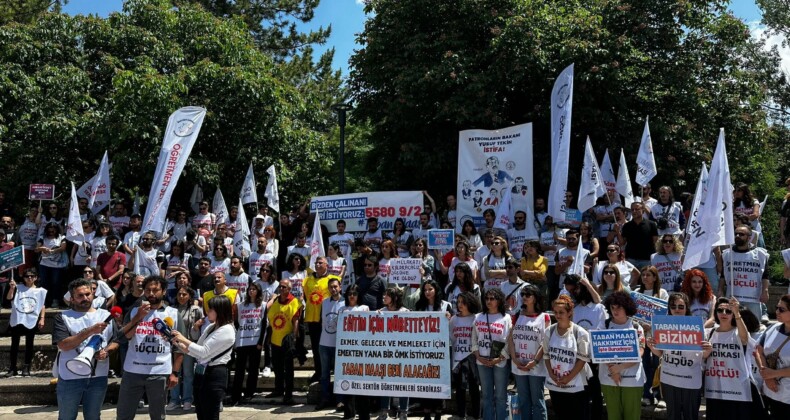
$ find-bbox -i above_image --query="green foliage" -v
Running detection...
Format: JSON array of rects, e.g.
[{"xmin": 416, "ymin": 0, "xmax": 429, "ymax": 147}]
[
  {"xmin": 0, "ymin": 0, "xmax": 332, "ymax": 211},
  {"xmin": 350, "ymin": 0, "xmax": 787, "ymax": 206},
  {"xmin": 0, "ymin": 0, "xmax": 65, "ymax": 25}
]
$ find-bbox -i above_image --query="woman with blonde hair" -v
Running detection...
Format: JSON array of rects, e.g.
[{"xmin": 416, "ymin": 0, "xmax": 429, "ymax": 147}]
[{"xmin": 650, "ymin": 234, "xmax": 684, "ymax": 293}]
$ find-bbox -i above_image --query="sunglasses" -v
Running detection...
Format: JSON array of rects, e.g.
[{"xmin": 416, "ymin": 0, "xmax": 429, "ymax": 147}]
[
  {"xmin": 603, "ymin": 271, "xmax": 617, "ymax": 275},
  {"xmin": 662, "ymin": 239, "xmax": 674, "ymax": 244},
  {"xmin": 716, "ymin": 308, "xmax": 733, "ymax": 315},
  {"xmin": 669, "ymin": 305, "xmax": 686, "ymax": 310},
  {"xmin": 492, "ymin": 242, "xmax": 502, "ymax": 245},
  {"xmin": 776, "ymin": 306, "xmax": 788, "ymax": 314},
  {"xmin": 24, "ymin": 275, "xmax": 37, "ymax": 279},
  {"xmin": 607, "ymin": 249, "xmax": 618, "ymax": 253},
  {"xmin": 347, "ymin": 292, "xmax": 358, "ymax": 297},
  {"xmin": 83, "ymin": 270, "xmax": 93, "ymax": 274}
]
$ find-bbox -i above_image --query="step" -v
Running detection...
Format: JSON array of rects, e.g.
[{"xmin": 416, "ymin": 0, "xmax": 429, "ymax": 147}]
[{"xmin": 0, "ymin": 370, "xmax": 322, "ymax": 406}]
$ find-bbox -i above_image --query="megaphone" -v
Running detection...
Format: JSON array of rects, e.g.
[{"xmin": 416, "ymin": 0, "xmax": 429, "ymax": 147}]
[{"xmin": 65, "ymin": 335, "xmax": 103, "ymax": 376}]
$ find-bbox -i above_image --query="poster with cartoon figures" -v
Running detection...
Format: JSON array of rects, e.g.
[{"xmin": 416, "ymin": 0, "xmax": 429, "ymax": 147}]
[{"xmin": 456, "ymin": 123, "xmax": 534, "ymax": 232}]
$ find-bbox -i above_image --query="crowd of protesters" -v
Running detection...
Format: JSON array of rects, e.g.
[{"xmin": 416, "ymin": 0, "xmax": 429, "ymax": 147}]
[{"xmin": 0, "ymin": 177, "xmax": 789, "ymax": 420}]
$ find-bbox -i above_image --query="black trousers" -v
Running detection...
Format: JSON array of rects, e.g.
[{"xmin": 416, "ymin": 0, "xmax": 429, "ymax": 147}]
[
  {"xmin": 307, "ymin": 321, "xmax": 322, "ymax": 378},
  {"xmin": 194, "ymin": 365, "xmax": 227, "ymax": 420},
  {"xmin": 271, "ymin": 340, "xmax": 295, "ymax": 398},
  {"xmin": 231, "ymin": 345, "xmax": 261, "ymax": 401},
  {"xmin": 9, "ymin": 324, "xmax": 36, "ymax": 368}
]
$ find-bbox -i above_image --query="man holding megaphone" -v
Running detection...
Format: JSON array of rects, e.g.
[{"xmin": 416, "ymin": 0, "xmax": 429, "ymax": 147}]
[{"xmin": 52, "ymin": 278, "xmax": 118, "ymax": 420}]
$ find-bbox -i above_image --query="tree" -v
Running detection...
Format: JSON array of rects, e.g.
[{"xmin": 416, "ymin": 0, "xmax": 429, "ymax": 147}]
[
  {"xmin": 0, "ymin": 0, "xmax": 333, "ymax": 210},
  {"xmin": 0, "ymin": 0, "xmax": 65, "ymax": 25},
  {"xmin": 350, "ymin": 0, "xmax": 787, "ymax": 202}
]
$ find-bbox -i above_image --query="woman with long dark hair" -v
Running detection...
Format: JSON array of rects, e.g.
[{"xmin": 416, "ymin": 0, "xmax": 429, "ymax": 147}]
[
  {"xmin": 167, "ymin": 286, "xmax": 203, "ymax": 411},
  {"xmin": 508, "ymin": 284, "xmax": 549, "ymax": 420},
  {"xmin": 208, "ymin": 244, "xmax": 230, "ymax": 274},
  {"xmin": 461, "ymin": 220, "xmax": 482, "ymax": 253},
  {"xmin": 5, "ymin": 268, "xmax": 46, "ymax": 377},
  {"xmin": 36, "ymin": 222, "xmax": 67, "ymax": 308},
  {"xmin": 481, "ymin": 236, "xmax": 512, "ymax": 291},
  {"xmin": 637, "ymin": 265, "xmax": 668, "ymax": 300},
  {"xmin": 473, "ymin": 288, "xmax": 512, "ymax": 420},
  {"xmin": 387, "ymin": 217, "xmax": 413, "ymax": 258},
  {"xmin": 231, "ymin": 282, "xmax": 265, "ymax": 405},
  {"xmin": 415, "ymin": 279, "xmax": 453, "ymax": 420},
  {"xmin": 445, "ymin": 262, "xmax": 481, "ymax": 312},
  {"xmin": 255, "ymin": 262, "xmax": 278, "ymax": 379},
  {"xmin": 733, "ymin": 182, "xmax": 762, "ymax": 246},
  {"xmin": 450, "ymin": 292, "xmax": 482, "ymax": 419},
  {"xmin": 171, "ymin": 295, "xmax": 235, "ymax": 419},
  {"xmin": 646, "ymin": 293, "xmax": 711, "ymax": 420}
]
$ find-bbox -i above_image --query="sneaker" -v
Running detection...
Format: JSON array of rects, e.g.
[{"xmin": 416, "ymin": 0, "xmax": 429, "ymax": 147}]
[
  {"xmin": 6, "ymin": 370, "xmax": 18, "ymax": 377},
  {"xmin": 21, "ymin": 365, "xmax": 30, "ymax": 377},
  {"xmin": 138, "ymin": 400, "xmax": 145, "ymax": 408},
  {"xmin": 656, "ymin": 400, "xmax": 666, "ymax": 409},
  {"xmin": 182, "ymin": 402, "xmax": 193, "ymax": 410},
  {"xmin": 166, "ymin": 402, "xmax": 180, "ymax": 411},
  {"xmin": 641, "ymin": 397, "xmax": 652, "ymax": 406},
  {"xmin": 262, "ymin": 367, "xmax": 272, "ymax": 377},
  {"xmin": 375, "ymin": 413, "xmax": 389, "ymax": 420}
]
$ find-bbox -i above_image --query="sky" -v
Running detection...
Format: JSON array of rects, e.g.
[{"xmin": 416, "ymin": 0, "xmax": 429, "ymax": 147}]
[{"xmin": 62, "ymin": 0, "xmax": 787, "ymax": 76}]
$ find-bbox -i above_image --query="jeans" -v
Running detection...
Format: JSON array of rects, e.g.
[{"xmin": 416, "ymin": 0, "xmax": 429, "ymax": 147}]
[
  {"xmin": 169, "ymin": 354, "xmax": 196, "ymax": 404},
  {"xmin": 231, "ymin": 346, "xmax": 261, "ymax": 401},
  {"xmin": 380, "ymin": 396, "xmax": 409, "ymax": 412},
  {"xmin": 319, "ymin": 345, "xmax": 336, "ymax": 403},
  {"xmin": 478, "ymin": 361, "xmax": 510, "ymax": 420},
  {"xmin": 116, "ymin": 372, "xmax": 168, "ymax": 420},
  {"xmin": 39, "ymin": 264, "xmax": 64, "ymax": 306},
  {"xmin": 514, "ymin": 374, "xmax": 547, "ymax": 420},
  {"xmin": 642, "ymin": 352, "xmax": 659, "ymax": 401},
  {"xmin": 57, "ymin": 376, "xmax": 108, "ymax": 420}
]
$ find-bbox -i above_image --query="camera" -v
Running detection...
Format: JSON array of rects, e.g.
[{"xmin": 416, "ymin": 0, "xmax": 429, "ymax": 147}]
[{"xmin": 657, "ymin": 217, "xmax": 669, "ymax": 230}]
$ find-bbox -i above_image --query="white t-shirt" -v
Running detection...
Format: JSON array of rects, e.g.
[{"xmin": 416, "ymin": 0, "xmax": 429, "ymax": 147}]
[
  {"xmin": 329, "ymin": 232, "xmax": 354, "ymax": 274},
  {"xmin": 446, "ymin": 283, "xmax": 480, "ymax": 313},
  {"xmin": 760, "ymin": 324, "xmax": 790, "ymax": 404},
  {"xmin": 123, "ymin": 231, "xmax": 141, "ymax": 263},
  {"xmin": 124, "ymin": 305, "xmax": 180, "ymax": 375},
  {"xmin": 226, "ymin": 272, "xmax": 250, "ymax": 296},
  {"xmin": 192, "ymin": 212, "xmax": 216, "ymax": 228},
  {"xmin": 319, "ymin": 297, "xmax": 346, "ymax": 348},
  {"xmin": 235, "ymin": 302, "xmax": 264, "ymax": 348},
  {"xmin": 511, "ymin": 312, "xmax": 550, "ymax": 377},
  {"xmin": 572, "ymin": 302, "xmax": 607, "ymax": 331},
  {"xmin": 89, "ymin": 236, "xmax": 108, "ymax": 268},
  {"xmin": 39, "ymin": 235, "xmax": 67, "ymax": 268},
  {"xmin": 650, "ymin": 201, "xmax": 684, "ymax": 235},
  {"xmin": 72, "ymin": 232, "xmax": 95, "ymax": 267},
  {"xmin": 448, "ymin": 257, "xmax": 478, "ymax": 284},
  {"xmin": 209, "ymin": 256, "xmax": 230, "ymax": 274},
  {"xmin": 557, "ymin": 246, "xmax": 590, "ymax": 288},
  {"xmin": 472, "ymin": 312, "xmax": 512, "ymax": 368},
  {"xmin": 597, "ymin": 319, "xmax": 646, "ymax": 388},
  {"xmin": 721, "ymin": 247, "xmax": 769, "ymax": 304},
  {"xmin": 378, "ymin": 257, "xmax": 392, "ymax": 281},
  {"xmin": 450, "ymin": 315, "xmax": 475, "ymax": 370},
  {"xmin": 543, "ymin": 323, "xmax": 592, "ymax": 393},
  {"xmin": 499, "ymin": 280, "xmax": 525, "ymax": 315},
  {"xmin": 690, "ymin": 298, "xmax": 716, "ymax": 321},
  {"xmin": 10, "ymin": 285, "xmax": 47, "ymax": 329},
  {"xmin": 640, "ymin": 288, "xmax": 670, "ymax": 301},
  {"xmin": 109, "ymin": 216, "xmax": 130, "ymax": 234},
  {"xmin": 19, "ymin": 219, "xmax": 40, "ymax": 250},
  {"xmin": 705, "ymin": 328, "xmax": 755, "ymax": 402},
  {"xmin": 592, "ymin": 260, "xmax": 637, "ymax": 287},
  {"xmin": 363, "ymin": 229, "xmax": 383, "ymax": 254},
  {"xmin": 248, "ymin": 251, "xmax": 274, "ymax": 282},
  {"xmin": 507, "ymin": 227, "xmax": 533, "ymax": 260},
  {"xmin": 281, "ymin": 270, "xmax": 306, "ymax": 300},
  {"xmin": 540, "ymin": 230, "xmax": 562, "ymax": 266},
  {"xmin": 651, "ymin": 252, "xmax": 683, "ymax": 292},
  {"xmin": 661, "ymin": 349, "xmax": 705, "ymax": 390},
  {"xmin": 254, "ymin": 280, "xmax": 279, "ymax": 305},
  {"xmin": 54, "ymin": 308, "xmax": 114, "ymax": 380}
]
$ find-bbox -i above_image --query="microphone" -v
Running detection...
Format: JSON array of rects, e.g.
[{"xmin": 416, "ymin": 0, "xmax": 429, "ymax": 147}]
[
  {"xmin": 153, "ymin": 318, "xmax": 174, "ymax": 340},
  {"xmin": 164, "ymin": 317, "xmax": 174, "ymax": 329},
  {"xmin": 104, "ymin": 306, "xmax": 122, "ymax": 324}
]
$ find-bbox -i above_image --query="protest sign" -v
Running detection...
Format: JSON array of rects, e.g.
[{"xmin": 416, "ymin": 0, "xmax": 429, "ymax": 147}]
[
  {"xmin": 0, "ymin": 246, "xmax": 24, "ymax": 275},
  {"xmin": 427, "ymin": 229, "xmax": 455, "ymax": 250},
  {"xmin": 590, "ymin": 329, "xmax": 641, "ymax": 363},
  {"xmin": 334, "ymin": 311, "xmax": 451, "ymax": 399},
  {"xmin": 630, "ymin": 291, "xmax": 668, "ymax": 323},
  {"xmin": 311, "ymin": 191, "xmax": 423, "ymax": 233},
  {"xmin": 457, "ymin": 123, "xmax": 534, "ymax": 232},
  {"xmin": 651, "ymin": 315, "xmax": 704, "ymax": 351},
  {"xmin": 28, "ymin": 184, "xmax": 55, "ymax": 200},
  {"xmin": 388, "ymin": 258, "xmax": 422, "ymax": 288}
]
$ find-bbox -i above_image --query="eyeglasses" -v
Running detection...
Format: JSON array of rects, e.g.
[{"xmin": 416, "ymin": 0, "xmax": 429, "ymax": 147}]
[
  {"xmin": 669, "ymin": 305, "xmax": 686, "ymax": 310},
  {"xmin": 603, "ymin": 271, "xmax": 617, "ymax": 275},
  {"xmin": 716, "ymin": 308, "xmax": 733, "ymax": 315},
  {"xmin": 776, "ymin": 306, "xmax": 788, "ymax": 314}
]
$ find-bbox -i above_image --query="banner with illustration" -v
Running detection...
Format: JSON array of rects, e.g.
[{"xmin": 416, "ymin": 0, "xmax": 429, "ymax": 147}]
[
  {"xmin": 630, "ymin": 291, "xmax": 668, "ymax": 323},
  {"xmin": 456, "ymin": 123, "xmax": 534, "ymax": 232},
  {"xmin": 310, "ymin": 191, "xmax": 423, "ymax": 233},
  {"xmin": 333, "ymin": 311, "xmax": 451, "ymax": 399}
]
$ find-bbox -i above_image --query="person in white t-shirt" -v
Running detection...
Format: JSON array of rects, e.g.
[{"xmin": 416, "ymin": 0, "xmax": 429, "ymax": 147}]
[
  {"xmin": 650, "ymin": 234, "xmax": 684, "ymax": 293},
  {"xmin": 472, "ymin": 288, "xmax": 512, "ymax": 420},
  {"xmin": 6, "ymin": 268, "xmax": 47, "ymax": 377},
  {"xmin": 508, "ymin": 284, "xmax": 550, "ymax": 420},
  {"xmin": 756, "ymin": 294, "xmax": 790, "ymax": 417},
  {"xmin": 117, "ymin": 276, "xmax": 183, "ymax": 420},
  {"xmin": 53, "ymin": 278, "xmax": 117, "ymax": 420}
]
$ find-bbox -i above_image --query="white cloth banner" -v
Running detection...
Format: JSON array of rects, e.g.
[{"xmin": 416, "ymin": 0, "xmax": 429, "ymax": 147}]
[
  {"xmin": 567, "ymin": 243, "xmax": 586, "ymax": 277},
  {"xmin": 87, "ymin": 151, "xmax": 111, "ymax": 211},
  {"xmin": 685, "ymin": 163, "xmax": 709, "ymax": 246},
  {"xmin": 77, "ymin": 163, "xmax": 113, "ymax": 213},
  {"xmin": 66, "ymin": 182, "xmax": 85, "ymax": 245},
  {"xmin": 635, "ymin": 117, "xmax": 657, "ymax": 186},
  {"xmin": 189, "ymin": 184, "xmax": 203, "ymax": 215},
  {"xmin": 241, "ymin": 163, "xmax": 258, "ymax": 205},
  {"xmin": 493, "ymin": 183, "xmax": 512, "ymax": 230},
  {"xmin": 134, "ymin": 245, "xmax": 160, "ymax": 277},
  {"xmin": 142, "ymin": 106, "xmax": 206, "ymax": 234},
  {"xmin": 600, "ymin": 149, "xmax": 618, "ymax": 199},
  {"xmin": 456, "ymin": 123, "xmax": 534, "ymax": 232},
  {"xmin": 309, "ymin": 211, "xmax": 325, "ymax": 271},
  {"xmin": 132, "ymin": 192, "xmax": 142, "ymax": 215},
  {"xmin": 578, "ymin": 137, "xmax": 606, "ymax": 212},
  {"xmin": 616, "ymin": 149, "xmax": 634, "ymax": 208},
  {"xmin": 213, "ymin": 187, "xmax": 229, "ymax": 226},
  {"xmin": 548, "ymin": 64, "xmax": 574, "ymax": 221},
  {"xmin": 233, "ymin": 196, "xmax": 251, "ymax": 258},
  {"xmin": 311, "ymin": 191, "xmax": 423, "ymax": 233},
  {"xmin": 264, "ymin": 164, "xmax": 280, "ymax": 213},
  {"xmin": 683, "ymin": 129, "xmax": 733, "ymax": 270}
]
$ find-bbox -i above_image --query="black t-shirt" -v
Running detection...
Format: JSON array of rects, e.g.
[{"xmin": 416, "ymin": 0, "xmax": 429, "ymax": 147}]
[
  {"xmin": 781, "ymin": 199, "xmax": 790, "ymax": 236},
  {"xmin": 355, "ymin": 274, "xmax": 385, "ymax": 310},
  {"xmin": 621, "ymin": 218, "xmax": 658, "ymax": 260}
]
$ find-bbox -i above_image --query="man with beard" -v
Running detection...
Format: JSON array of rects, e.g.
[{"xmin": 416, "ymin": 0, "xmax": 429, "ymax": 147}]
[
  {"xmin": 362, "ymin": 217, "xmax": 383, "ymax": 255},
  {"xmin": 719, "ymin": 225, "xmax": 769, "ymax": 316},
  {"xmin": 445, "ymin": 194, "xmax": 458, "ymax": 229},
  {"xmin": 479, "ymin": 208, "xmax": 507, "ymax": 240},
  {"xmin": 620, "ymin": 202, "xmax": 658, "ymax": 270},
  {"xmin": 226, "ymin": 256, "xmax": 251, "ymax": 296},
  {"xmin": 122, "ymin": 214, "xmax": 143, "ymax": 264},
  {"xmin": 54, "ymin": 279, "xmax": 118, "ymax": 419},
  {"xmin": 412, "ymin": 213, "xmax": 432, "ymax": 242},
  {"xmin": 191, "ymin": 257, "xmax": 214, "ymax": 296},
  {"xmin": 507, "ymin": 210, "xmax": 537, "ymax": 260},
  {"xmin": 109, "ymin": 201, "xmax": 130, "ymax": 235},
  {"xmin": 533, "ymin": 197, "xmax": 548, "ymax": 231},
  {"xmin": 117, "ymin": 276, "xmax": 182, "ymax": 420},
  {"xmin": 355, "ymin": 255, "xmax": 386, "ymax": 310}
]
